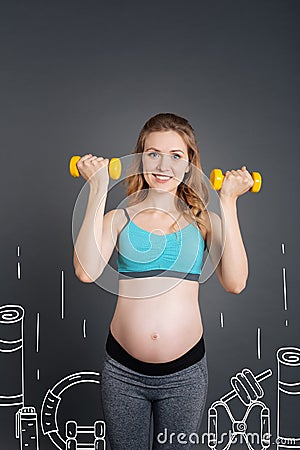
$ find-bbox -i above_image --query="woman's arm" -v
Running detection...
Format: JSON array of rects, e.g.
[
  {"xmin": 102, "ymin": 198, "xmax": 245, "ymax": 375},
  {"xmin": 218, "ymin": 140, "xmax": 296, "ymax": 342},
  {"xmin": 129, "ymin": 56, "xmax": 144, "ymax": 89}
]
[
  {"xmin": 218, "ymin": 194, "xmax": 248, "ymax": 293},
  {"xmin": 206, "ymin": 166, "xmax": 254, "ymax": 294},
  {"xmin": 73, "ymin": 183, "xmax": 108, "ymax": 282},
  {"xmin": 72, "ymin": 154, "xmax": 110, "ymax": 283}
]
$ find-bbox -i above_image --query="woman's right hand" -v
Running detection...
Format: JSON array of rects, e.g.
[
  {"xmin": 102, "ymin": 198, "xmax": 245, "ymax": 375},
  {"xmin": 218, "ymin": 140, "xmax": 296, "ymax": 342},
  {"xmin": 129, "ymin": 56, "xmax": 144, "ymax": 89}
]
[{"xmin": 76, "ymin": 154, "xmax": 110, "ymax": 188}]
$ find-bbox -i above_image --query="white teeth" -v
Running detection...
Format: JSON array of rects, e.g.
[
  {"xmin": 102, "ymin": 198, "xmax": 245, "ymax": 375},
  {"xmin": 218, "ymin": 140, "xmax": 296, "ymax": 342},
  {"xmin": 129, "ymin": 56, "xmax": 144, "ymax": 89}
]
[{"xmin": 154, "ymin": 174, "xmax": 171, "ymax": 180}]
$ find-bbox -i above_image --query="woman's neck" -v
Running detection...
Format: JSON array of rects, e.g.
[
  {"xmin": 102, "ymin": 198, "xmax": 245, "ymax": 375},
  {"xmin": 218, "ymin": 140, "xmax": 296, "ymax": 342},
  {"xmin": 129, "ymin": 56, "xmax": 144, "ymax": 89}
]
[{"xmin": 142, "ymin": 188, "xmax": 178, "ymax": 212}]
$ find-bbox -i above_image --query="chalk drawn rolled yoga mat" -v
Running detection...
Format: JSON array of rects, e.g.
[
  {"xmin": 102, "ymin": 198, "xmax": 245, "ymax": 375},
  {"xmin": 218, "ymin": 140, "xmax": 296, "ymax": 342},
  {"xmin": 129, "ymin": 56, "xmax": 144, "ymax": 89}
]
[
  {"xmin": 277, "ymin": 347, "xmax": 300, "ymax": 449},
  {"xmin": 0, "ymin": 305, "xmax": 25, "ymax": 407}
]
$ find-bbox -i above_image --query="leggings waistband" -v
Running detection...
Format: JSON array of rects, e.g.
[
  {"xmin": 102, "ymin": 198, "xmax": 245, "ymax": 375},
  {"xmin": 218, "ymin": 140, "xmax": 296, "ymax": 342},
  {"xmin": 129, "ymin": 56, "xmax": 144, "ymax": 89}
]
[{"xmin": 105, "ymin": 329, "xmax": 205, "ymax": 376}]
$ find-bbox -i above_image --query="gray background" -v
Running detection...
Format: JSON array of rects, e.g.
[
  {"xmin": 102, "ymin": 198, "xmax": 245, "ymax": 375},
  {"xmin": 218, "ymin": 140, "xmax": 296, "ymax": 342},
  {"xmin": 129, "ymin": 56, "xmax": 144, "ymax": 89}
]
[{"xmin": 0, "ymin": 1, "xmax": 299, "ymax": 448}]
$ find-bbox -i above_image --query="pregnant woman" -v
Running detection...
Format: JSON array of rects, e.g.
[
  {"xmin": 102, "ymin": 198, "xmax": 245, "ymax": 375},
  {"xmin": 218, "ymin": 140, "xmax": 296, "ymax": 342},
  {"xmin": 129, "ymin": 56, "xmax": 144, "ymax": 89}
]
[{"xmin": 73, "ymin": 112, "xmax": 254, "ymax": 449}]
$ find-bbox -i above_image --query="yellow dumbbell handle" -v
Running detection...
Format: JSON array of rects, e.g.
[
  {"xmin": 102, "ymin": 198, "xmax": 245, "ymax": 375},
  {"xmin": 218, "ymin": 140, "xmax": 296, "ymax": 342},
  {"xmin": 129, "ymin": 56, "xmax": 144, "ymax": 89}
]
[
  {"xmin": 69, "ymin": 155, "xmax": 122, "ymax": 180},
  {"xmin": 210, "ymin": 168, "xmax": 262, "ymax": 193}
]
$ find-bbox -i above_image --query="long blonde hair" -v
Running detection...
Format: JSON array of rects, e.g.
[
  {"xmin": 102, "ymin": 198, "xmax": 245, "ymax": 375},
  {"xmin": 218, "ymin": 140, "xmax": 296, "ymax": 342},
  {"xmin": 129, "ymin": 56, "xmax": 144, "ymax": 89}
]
[{"xmin": 122, "ymin": 112, "xmax": 210, "ymax": 234}]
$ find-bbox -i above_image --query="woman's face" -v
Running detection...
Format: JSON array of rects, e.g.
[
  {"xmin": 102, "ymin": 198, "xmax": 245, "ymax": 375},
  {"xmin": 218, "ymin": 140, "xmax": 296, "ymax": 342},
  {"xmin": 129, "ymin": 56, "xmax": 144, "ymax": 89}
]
[{"xmin": 142, "ymin": 130, "xmax": 190, "ymax": 193}]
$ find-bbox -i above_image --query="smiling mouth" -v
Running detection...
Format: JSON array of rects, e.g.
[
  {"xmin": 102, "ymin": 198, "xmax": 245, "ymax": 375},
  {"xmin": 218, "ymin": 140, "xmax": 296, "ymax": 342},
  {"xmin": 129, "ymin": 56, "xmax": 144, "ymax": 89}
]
[{"xmin": 152, "ymin": 174, "xmax": 173, "ymax": 181}]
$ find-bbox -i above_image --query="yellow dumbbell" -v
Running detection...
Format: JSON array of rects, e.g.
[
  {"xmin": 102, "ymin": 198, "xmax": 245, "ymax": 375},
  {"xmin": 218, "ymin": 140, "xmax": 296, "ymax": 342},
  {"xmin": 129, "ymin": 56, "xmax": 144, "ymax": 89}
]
[
  {"xmin": 69, "ymin": 155, "xmax": 122, "ymax": 180},
  {"xmin": 209, "ymin": 168, "xmax": 262, "ymax": 193}
]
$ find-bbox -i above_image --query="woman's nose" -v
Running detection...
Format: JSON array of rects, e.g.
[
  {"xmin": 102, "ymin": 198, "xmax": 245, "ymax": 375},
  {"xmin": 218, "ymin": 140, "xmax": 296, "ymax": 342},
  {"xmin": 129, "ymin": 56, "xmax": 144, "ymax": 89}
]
[{"xmin": 156, "ymin": 154, "xmax": 172, "ymax": 172}]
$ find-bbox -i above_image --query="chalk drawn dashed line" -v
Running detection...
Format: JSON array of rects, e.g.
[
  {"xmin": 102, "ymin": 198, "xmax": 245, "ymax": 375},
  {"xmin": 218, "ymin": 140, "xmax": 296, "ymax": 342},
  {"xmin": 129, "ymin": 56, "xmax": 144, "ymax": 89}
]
[
  {"xmin": 61, "ymin": 270, "xmax": 65, "ymax": 319},
  {"xmin": 257, "ymin": 327, "xmax": 261, "ymax": 360},
  {"xmin": 282, "ymin": 267, "xmax": 288, "ymax": 311},
  {"xmin": 17, "ymin": 245, "xmax": 21, "ymax": 279},
  {"xmin": 36, "ymin": 313, "xmax": 40, "ymax": 353},
  {"xmin": 220, "ymin": 313, "xmax": 224, "ymax": 328},
  {"xmin": 17, "ymin": 262, "xmax": 21, "ymax": 279},
  {"xmin": 281, "ymin": 243, "xmax": 288, "ymax": 327}
]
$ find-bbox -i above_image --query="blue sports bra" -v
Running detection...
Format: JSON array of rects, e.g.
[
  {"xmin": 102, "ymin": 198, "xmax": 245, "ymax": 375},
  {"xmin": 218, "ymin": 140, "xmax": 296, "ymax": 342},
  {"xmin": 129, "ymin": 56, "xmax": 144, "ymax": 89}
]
[{"xmin": 117, "ymin": 208, "xmax": 206, "ymax": 281}]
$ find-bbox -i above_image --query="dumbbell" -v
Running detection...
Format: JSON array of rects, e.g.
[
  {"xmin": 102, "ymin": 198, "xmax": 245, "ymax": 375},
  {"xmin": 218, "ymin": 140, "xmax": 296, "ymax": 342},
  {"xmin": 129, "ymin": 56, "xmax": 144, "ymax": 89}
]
[
  {"xmin": 210, "ymin": 168, "xmax": 262, "ymax": 192},
  {"xmin": 65, "ymin": 420, "xmax": 106, "ymax": 449},
  {"xmin": 69, "ymin": 155, "xmax": 122, "ymax": 180},
  {"xmin": 222, "ymin": 367, "xmax": 272, "ymax": 406}
]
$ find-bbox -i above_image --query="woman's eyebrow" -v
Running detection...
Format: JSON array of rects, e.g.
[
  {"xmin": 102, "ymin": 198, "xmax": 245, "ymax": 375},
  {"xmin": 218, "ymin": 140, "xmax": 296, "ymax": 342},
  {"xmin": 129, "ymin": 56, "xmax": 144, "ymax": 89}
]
[{"xmin": 145, "ymin": 147, "xmax": 185, "ymax": 154}]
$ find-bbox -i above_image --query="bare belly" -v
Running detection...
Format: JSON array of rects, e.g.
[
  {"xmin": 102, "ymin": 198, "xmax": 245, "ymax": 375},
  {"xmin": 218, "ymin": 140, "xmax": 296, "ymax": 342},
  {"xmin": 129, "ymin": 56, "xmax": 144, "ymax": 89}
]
[{"xmin": 110, "ymin": 277, "xmax": 203, "ymax": 363}]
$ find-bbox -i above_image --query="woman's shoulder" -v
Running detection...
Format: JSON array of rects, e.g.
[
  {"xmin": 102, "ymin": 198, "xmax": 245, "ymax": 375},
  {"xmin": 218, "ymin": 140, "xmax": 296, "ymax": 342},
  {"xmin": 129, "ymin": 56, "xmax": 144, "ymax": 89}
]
[
  {"xmin": 199, "ymin": 208, "xmax": 220, "ymax": 233},
  {"xmin": 201, "ymin": 208, "xmax": 219, "ymax": 219},
  {"xmin": 103, "ymin": 208, "xmax": 130, "ymax": 236}
]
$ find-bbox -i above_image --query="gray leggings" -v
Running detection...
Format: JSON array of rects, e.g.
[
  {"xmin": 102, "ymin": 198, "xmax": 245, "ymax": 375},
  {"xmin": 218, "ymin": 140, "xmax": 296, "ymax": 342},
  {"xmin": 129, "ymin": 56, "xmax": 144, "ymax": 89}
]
[{"xmin": 100, "ymin": 350, "xmax": 208, "ymax": 449}]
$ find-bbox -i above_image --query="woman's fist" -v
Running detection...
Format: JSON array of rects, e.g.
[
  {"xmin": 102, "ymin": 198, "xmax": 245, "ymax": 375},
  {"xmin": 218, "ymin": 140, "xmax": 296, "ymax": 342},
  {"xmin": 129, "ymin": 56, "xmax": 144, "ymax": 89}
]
[
  {"xmin": 220, "ymin": 166, "xmax": 254, "ymax": 199},
  {"xmin": 76, "ymin": 154, "xmax": 110, "ymax": 186}
]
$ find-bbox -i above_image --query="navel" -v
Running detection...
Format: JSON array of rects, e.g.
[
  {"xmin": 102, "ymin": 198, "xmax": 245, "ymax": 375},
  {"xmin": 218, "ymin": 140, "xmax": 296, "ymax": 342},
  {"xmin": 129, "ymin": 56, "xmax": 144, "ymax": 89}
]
[{"xmin": 151, "ymin": 332, "xmax": 160, "ymax": 341}]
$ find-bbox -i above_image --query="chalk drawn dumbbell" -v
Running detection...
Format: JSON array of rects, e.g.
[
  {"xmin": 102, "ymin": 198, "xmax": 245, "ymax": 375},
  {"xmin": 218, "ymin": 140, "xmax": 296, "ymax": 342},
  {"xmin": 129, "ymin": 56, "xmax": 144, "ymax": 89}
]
[
  {"xmin": 208, "ymin": 368, "xmax": 272, "ymax": 450},
  {"xmin": 66, "ymin": 420, "xmax": 106, "ymax": 450},
  {"xmin": 226, "ymin": 367, "xmax": 272, "ymax": 406}
]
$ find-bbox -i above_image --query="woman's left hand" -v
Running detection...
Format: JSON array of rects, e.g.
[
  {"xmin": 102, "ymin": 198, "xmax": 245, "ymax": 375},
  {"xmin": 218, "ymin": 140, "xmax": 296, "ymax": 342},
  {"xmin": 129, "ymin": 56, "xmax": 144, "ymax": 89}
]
[{"xmin": 220, "ymin": 166, "xmax": 254, "ymax": 200}]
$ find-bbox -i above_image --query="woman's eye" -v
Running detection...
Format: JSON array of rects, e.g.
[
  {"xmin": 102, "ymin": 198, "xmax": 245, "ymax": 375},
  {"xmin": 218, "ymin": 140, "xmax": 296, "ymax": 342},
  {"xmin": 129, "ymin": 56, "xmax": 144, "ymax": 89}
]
[{"xmin": 148, "ymin": 152, "xmax": 181, "ymax": 160}]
